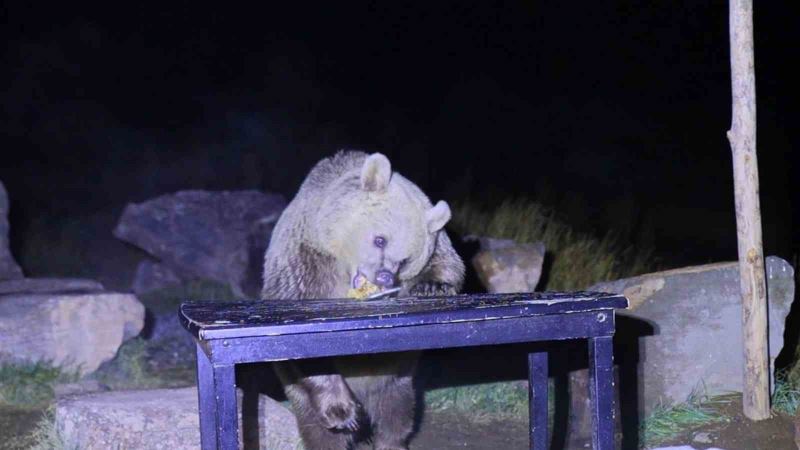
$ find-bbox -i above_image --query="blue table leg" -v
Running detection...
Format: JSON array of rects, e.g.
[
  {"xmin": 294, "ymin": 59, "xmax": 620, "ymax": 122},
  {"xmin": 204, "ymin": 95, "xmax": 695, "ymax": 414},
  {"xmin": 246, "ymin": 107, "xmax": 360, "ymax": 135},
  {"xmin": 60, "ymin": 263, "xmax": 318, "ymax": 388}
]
[
  {"xmin": 196, "ymin": 344, "xmax": 217, "ymax": 450},
  {"xmin": 528, "ymin": 350, "xmax": 548, "ymax": 450},
  {"xmin": 196, "ymin": 343, "xmax": 239, "ymax": 450},
  {"xmin": 589, "ymin": 336, "xmax": 615, "ymax": 450}
]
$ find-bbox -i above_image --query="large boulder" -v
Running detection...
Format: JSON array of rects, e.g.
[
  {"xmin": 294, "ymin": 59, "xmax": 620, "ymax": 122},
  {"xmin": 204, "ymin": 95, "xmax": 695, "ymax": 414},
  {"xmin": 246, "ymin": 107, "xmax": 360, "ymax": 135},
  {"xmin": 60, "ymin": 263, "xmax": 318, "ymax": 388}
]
[
  {"xmin": 471, "ymin": 237, "xmax": 546, "ymax": 293},
  {"xmin": 564, "ymin": 257, "xmax": 795, "ymax": 444},
  {"xmin": 592, "ymin": 256, "xmax": 794, "ymax": 412},
  {"xmin": 0, "ymin": 292, "xmax": 145, "ymax": 375},
  {"xmin": 0, "ymin": 180, "xmax": 23, "ymax": 281},
  {"xmin": 113, "ymin": 190, "xmax": 286, "ymax": 298},
  {"xmin": 55, "ymin": 387, "xmax": 302, "ymax": 450}
]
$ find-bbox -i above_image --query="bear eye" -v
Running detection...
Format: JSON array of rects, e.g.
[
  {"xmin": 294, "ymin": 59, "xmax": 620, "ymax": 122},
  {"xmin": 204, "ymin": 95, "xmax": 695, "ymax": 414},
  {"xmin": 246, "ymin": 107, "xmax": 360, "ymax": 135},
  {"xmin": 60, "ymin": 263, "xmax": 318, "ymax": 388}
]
[{"xmin": 373, "ymin": 236, "xmax": 387, "ymax": 249}]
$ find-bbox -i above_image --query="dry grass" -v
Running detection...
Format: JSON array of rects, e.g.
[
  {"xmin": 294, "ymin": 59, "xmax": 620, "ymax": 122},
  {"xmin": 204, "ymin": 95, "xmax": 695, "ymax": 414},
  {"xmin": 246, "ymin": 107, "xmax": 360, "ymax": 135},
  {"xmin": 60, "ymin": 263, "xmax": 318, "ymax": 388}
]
[
  {"xmin": 425, "ymin": 381, "xmax": 531, "ymax": 422},
  {"xmin": 0, "ymin": 362, "xmax": 78, "ymax": 409},
  {"xmin": 773, "ymin": 369, "xmax": 800, "ymax": 415},
  {"xmin": 451, "ymin": 198, "xmax": 652, "ymax": 290}
]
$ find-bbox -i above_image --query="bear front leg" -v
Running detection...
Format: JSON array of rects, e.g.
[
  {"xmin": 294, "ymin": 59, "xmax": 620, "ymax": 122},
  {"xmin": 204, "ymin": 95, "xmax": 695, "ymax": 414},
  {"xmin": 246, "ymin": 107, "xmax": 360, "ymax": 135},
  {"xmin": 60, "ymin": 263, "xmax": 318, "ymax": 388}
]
[
  {"xmin": 273, "ymin": 361, "xmax": 362, "ymax": 432},
  {"xmin": 367, "ymin": 375, "xmax": 416, "ymax": 450},
  {"xmin": 294, "ymin": 402, "xmax": 354, "ymax": 450}
]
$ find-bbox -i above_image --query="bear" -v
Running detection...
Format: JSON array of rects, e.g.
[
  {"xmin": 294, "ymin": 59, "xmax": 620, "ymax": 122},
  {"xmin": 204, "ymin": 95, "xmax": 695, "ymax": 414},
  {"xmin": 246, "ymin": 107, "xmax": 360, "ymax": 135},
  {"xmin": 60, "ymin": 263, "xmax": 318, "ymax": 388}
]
[{"xmin": 261, "ymin": 150, "xmax": 464, "ymax": 450}]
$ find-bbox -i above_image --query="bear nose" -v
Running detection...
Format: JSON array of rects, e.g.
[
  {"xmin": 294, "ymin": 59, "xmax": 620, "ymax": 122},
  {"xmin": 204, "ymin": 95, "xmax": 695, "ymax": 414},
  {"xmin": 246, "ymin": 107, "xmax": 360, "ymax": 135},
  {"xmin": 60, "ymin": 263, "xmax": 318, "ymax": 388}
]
[{"xmin": 374, "ymin": 269, "xmax": 395, "ymax": 288}]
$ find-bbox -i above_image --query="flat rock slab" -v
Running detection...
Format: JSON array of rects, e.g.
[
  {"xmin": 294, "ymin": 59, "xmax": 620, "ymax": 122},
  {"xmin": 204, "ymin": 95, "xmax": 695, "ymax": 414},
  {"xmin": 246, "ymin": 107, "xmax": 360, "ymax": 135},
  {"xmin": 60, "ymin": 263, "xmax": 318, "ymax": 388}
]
[
  {"xmin": 0, "ymin": 277, "xmax": 104, "ymax": 295},
  {"xmin": 590, "ymin": 255, "xmax": 795, "ymax": 412},
  {"xmin": 55, "ymin": 387, "xmax": 301, "ymax": 450},
  {"xmin": 0, "ymin": 292, "xmax": 144, "ymax": 375}
]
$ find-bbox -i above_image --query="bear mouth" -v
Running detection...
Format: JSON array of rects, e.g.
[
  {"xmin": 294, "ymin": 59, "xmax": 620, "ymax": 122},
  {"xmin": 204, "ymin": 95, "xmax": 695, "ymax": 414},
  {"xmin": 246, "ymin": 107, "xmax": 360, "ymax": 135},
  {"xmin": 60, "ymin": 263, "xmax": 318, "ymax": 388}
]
[{"xmin": 351, "ymin": 271, "xmax": 400, "ymax": 299}]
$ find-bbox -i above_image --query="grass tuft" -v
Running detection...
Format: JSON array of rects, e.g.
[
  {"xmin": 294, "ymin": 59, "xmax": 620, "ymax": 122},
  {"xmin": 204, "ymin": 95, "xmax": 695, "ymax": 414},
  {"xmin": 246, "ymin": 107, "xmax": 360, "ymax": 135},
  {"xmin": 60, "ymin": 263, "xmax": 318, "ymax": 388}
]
[
  {"xmin": 772, "ymin": 369, "xmax": 800, "ymax": 415},
  {"xmin": 451, "ymin": 198, "xmax": 652, "ymax": 290},
  {"xmin": 425, "ymin": 381, "xmax": 531, "ymax": 421},
  {"xmin": 95, "ymin": 338, "xmax": 155, "ymax": 390},
  {"xmin": 0, "ymin": 362, "xmax": 79, "ymax": 408},
  {"xmin": 95, "ymin": 337, "xmax": 194, "ymax": 390},
  {"xmin": 640, "ymin": 389, "xmax": 730, "ymax": 447}
]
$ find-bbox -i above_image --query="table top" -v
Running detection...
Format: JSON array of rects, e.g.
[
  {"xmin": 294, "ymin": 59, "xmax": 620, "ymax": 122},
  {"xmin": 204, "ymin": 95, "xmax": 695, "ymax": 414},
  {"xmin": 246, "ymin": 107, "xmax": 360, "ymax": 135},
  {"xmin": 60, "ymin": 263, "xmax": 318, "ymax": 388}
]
[{"xmin": 179, "ymin": 291, "xmax": 628, "ymax": 340}]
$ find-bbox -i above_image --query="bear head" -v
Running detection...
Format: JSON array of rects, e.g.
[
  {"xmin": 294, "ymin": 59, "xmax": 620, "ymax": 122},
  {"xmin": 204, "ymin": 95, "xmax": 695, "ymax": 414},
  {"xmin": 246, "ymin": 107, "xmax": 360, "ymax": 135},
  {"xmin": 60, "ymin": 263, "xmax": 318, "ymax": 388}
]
[{"xmin": 311, "ymin": 153, "xmax": 451, "ymax": 293}]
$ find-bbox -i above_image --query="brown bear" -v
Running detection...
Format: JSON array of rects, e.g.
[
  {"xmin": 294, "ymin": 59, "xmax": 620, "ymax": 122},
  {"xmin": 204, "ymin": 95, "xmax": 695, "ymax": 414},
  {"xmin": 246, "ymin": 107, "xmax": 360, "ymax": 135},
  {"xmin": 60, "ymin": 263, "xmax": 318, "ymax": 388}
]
[{"xmin": 261, "ymin": 150, "xmax": 464, "ymax": 450}]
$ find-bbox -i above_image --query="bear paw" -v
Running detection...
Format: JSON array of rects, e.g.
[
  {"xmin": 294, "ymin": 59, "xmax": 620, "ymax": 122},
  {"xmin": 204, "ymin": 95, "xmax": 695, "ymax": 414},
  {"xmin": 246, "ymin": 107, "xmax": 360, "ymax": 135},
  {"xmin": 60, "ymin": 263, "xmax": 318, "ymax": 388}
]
[
  {"xmin": 316, "ymin": 395, "xmax": 361, "ymax": 432},
  {"xmin": 409, "ymin": 281, "xmax": 456, "ymax": 297}
]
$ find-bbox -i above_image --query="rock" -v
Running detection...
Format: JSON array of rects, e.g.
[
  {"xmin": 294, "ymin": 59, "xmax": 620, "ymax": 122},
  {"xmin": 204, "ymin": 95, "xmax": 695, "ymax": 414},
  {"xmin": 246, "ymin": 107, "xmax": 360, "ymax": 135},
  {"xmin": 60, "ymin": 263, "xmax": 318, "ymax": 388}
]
[
  {"xmin": 591, "ymin": 256, "xmax": 794, "ymax": 412},
  {"xmin": 55, "ymin": 387, "xmax": 302, "ymax": 450},
  {"xmin": 144, "ymin": 311, "xmax": 196, "ymax": 370},
  {"xmin": 0, "ymin": 292, "xmax": 145, "ymax": 375},
  {"xmin": 130, "ymin": 260, "xmax": 182, "ymax": 295},
  {"xmin": 692, "ymin": 431, "xmax": 713, "ymax": 444},
  {"xmin": 564, "ymin": 257, "xmax": 794, "ymax": 443},
  {"xmin": 471, "ymin": 237, "xmax": 545, "ymax": 293},
  {"xmin": 0, "ymin": 180, "xmax": 23, "ymax": 281},
  {"xmin": 113, "ymin": 190, "xmax": 285, "ymax": 298},
  {"xmin": 0, "ymin": 277, "xmax": 104, "ymax": 295}
]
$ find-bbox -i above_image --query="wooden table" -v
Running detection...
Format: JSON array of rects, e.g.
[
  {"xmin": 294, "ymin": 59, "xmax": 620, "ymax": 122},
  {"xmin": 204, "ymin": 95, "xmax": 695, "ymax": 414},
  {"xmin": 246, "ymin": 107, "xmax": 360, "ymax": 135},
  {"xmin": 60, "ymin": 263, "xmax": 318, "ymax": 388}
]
[{"xmin": 179, "ymin": 291, "xmax": 628, "ymax": 450}]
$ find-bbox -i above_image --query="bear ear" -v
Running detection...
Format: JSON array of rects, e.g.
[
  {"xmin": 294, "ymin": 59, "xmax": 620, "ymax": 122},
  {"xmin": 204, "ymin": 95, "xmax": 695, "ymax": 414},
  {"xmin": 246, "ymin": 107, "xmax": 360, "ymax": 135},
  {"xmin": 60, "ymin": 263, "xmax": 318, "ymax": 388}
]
[
  {"xmin": 360, "ymin": 153, "xmax": 392, "ymax": 192},
  {"xmin": 426, "ymin": 200, "xmax": 451, "ymax": 233}
]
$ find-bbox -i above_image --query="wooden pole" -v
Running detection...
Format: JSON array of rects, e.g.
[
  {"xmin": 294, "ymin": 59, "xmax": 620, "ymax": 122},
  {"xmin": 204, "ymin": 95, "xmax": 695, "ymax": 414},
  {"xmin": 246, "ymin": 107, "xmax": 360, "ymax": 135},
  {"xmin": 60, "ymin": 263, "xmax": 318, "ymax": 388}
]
[{"xmin": 727, "ymin": 0, "xmax": 770, "ymax": 420}]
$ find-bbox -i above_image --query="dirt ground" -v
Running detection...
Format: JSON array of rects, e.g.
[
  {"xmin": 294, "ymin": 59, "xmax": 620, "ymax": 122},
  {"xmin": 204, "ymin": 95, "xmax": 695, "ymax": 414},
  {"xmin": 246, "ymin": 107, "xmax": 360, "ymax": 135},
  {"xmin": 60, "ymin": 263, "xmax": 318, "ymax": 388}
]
[
  {"xmin": 0, "ymin": 405, "xmax": 529, "ymax": 450},
  {"xmin": 0, "ymin": 406, "xmax": 46, "ymax": 449},
  {"xmin": 2, "ymin": 399, "xmax": 795, "ymax": 450},
  {"xmin": 413, "ymin": 398, "xmax": 798, "ymax": 450},
  {"xmin": 412, "ymin": 411, "xmax": 529, "ymax": 450},
  {"xmin": 412, "ymin": 404, "xmax": 797, "ymax": 450},
  {"xmin": 658, "ymin": 395, "xmax": 796, "ymax": 450}
]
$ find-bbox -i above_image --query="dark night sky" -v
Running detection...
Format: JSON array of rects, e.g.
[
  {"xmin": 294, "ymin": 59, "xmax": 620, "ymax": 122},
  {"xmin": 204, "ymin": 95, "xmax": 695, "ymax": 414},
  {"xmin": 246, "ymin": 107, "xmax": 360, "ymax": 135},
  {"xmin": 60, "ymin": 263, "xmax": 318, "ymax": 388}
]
[{"xmin": 1, "ymin": 1, "xmax": 797, "ymax": 268}]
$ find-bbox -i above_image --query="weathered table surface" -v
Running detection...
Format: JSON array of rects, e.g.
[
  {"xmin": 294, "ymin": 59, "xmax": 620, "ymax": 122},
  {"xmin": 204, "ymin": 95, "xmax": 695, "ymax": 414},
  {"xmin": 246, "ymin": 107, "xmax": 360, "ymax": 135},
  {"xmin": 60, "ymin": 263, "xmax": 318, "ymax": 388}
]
[{"xmin": 180, "ymin": 291, "xmax": 628, "ymax": 339}]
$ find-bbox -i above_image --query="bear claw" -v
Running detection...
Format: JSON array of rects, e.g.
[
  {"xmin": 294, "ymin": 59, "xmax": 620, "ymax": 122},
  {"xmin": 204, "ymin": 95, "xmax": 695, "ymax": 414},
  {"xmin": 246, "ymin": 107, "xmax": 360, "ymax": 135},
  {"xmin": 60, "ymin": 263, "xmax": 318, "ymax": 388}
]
[
  {"xmin": 319, "ymin": 399, "xmax": 360, "ymax": 432},
  {"xmin": 409, "ymin": 281, "xmax": 455, "ymax": 297}
]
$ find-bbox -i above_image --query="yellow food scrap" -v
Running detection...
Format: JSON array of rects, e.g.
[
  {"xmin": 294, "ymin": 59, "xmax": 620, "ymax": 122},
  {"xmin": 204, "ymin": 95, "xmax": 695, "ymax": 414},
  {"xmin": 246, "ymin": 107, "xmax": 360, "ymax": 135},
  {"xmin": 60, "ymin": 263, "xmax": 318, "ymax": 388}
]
[{"xmin": 347, "ymin": 277, "xmax": 380, "ymax": 300}]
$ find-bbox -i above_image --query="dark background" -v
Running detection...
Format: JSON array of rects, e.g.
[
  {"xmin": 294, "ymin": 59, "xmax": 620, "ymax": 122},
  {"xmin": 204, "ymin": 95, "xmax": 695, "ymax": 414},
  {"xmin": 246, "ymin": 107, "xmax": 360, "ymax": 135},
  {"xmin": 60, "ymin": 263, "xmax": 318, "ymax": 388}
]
[{"xmin": 1, "ymin": 1, "xmax": 797, "ymax": 270}]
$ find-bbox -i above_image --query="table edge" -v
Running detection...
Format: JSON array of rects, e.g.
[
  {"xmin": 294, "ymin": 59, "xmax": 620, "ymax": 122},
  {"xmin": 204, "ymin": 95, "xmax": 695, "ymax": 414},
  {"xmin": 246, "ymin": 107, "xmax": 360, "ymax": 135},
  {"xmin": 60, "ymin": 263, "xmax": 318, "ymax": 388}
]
[{"xmin": 180, "ymin": 293, "xmax": 628, "ymax": 341}]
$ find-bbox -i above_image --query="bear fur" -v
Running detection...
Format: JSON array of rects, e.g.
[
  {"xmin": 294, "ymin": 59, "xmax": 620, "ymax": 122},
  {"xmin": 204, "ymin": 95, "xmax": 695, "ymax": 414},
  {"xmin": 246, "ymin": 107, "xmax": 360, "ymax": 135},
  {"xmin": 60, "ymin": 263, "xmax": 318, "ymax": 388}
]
[{"xmin": 262, "ymin": 150, "xmax": 464, "ymax": 450}]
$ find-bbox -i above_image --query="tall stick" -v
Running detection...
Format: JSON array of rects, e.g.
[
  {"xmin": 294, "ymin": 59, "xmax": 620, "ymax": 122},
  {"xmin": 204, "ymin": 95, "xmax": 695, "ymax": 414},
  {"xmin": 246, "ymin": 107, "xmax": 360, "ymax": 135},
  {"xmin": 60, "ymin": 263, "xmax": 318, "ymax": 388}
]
[{"xmin": 728, "ymin": 0, "xmax": 769, "ymax": 420}]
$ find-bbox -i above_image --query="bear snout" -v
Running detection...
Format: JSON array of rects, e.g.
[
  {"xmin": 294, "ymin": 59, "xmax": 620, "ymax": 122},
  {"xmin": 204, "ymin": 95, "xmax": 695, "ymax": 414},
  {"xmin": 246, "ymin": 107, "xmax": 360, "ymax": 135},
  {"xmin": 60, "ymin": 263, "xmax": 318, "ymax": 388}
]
[{"xmin": 374, "ymin": 269, "xmax": 396, "ymax": 288}]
